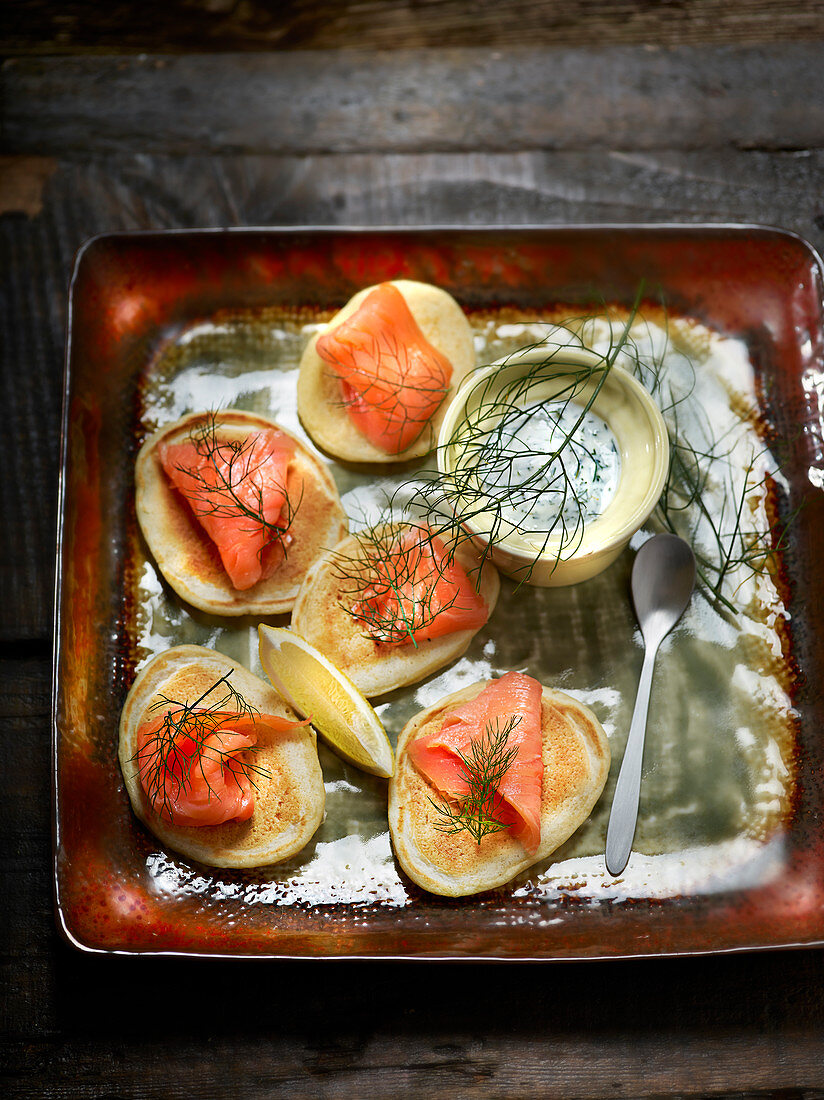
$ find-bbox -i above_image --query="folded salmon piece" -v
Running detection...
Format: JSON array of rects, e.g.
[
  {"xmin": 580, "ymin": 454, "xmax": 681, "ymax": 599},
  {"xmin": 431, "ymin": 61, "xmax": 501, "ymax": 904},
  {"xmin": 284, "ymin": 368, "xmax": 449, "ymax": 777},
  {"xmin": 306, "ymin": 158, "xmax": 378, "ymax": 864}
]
[
  {"xmin": 350, "ymin": 528, "xmax": 490, "ymax": 645},
  {"xmin": 136, "ymin": 711, "xmax": 310, "ymax": 827},
  {"xmin": 407, "ymin": 671, "xmax": 543, "ymax": 853},
  {"xmin": 160, "ymin": 428, "xmax": 293, "ymax": 590},
  {"xmin": 315, "ymin": 282, "xmax": 453, "ymax": 454}
]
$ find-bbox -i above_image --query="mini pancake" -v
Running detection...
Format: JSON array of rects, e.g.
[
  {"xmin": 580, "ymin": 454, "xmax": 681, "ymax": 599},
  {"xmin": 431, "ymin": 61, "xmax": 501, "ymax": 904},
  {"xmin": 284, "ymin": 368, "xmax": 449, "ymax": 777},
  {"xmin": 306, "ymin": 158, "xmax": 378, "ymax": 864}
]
[
  {"xmin": 290, "ymin": 526, "xmax": 501, "ymax": 698},
  {"xmin": 135, "ymin": 410, "xmax": 348, "ymax": 616},
  {"xmin": 297, "ymin": 279, "xmax": 475, "ymax": 463},
  {"xmin": 118, "ymin": 645, "xmax": 325, "ymax": 868},
  {"xmin": 388, "ymin": 679, "xmax": 610, "ymax": 896}
]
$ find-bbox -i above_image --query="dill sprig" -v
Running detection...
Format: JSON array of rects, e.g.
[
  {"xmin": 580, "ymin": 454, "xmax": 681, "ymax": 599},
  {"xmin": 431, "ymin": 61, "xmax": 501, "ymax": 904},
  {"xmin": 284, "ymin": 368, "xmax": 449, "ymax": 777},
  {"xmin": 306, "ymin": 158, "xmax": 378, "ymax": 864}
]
[
  {"xmin": 332, "ymin": 523, "xmax": 476, "ymax": 647},
  {"xmin": 134, "ymin": 672, "xmax": 268, "ymax": 823},
  {"xmin": 429, "ymin": 715, "xmax": 521, "ymax": 844},
  {"xmin": 658, "ymin": 426, "xmax": 798, "ymax": 614},
  {"xmin": 443, "ymin": 348, "xmax": 614, "ymax": 558},
  {"xmin": 611, "ymin": 310, "xmax": 798, "ymax": 613},
  {"xmin": 173, "ymin": 411, "xmax": 300, "ymax": 559}
]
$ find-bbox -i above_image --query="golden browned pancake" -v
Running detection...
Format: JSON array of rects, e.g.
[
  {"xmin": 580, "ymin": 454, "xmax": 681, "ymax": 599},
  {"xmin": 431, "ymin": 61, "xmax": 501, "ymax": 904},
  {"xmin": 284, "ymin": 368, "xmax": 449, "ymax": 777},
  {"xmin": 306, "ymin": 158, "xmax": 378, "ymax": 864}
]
[
  {"xmin": 297, "ymin": 279, "xmax": 475, "ymax": 463},
  {"xmin": 135, "ymin": 410, "xmax": 348, "ymax": 615},
  {"xmin": 118, "ymin": 646, "xmax": 325, "ymax": 868},
  {"xmin": 388, "ymin": 680, "xmax": 610, "ymax": 896},
  {"xmin": 289, "ymin": 525, "xmax": 501, "ymax": 698}
]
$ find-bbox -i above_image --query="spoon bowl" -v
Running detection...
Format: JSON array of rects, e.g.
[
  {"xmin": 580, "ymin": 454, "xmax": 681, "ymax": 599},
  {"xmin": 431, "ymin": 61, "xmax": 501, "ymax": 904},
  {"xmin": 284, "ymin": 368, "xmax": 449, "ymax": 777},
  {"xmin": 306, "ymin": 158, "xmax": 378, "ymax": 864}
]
[
  {"xmin": 605, "ymin": 533, "xmax": 696, "ymax": 876},
  {"xmin": 633, "ymin": 534, "xmax": 697, "ymax": 646}
]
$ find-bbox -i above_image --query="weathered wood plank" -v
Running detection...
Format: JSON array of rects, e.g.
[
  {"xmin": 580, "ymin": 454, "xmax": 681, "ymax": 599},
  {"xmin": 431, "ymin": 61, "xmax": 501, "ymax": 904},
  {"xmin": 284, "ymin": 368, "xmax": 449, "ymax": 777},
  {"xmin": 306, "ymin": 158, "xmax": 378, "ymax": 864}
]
[
  {"xmin": 17, "ymin": 147, "xmax": 824, "ymax": 242},
  {"xmin": 3, "ymin": 1025, "xmax": 824, "ymax": 1097},
  {"xmin": 6, "ymin": 0, "xmax": 824, "ymax": 54},
  {"xmin": 4, "ymin": 45, "xmax": 824, "ymax": 156}
]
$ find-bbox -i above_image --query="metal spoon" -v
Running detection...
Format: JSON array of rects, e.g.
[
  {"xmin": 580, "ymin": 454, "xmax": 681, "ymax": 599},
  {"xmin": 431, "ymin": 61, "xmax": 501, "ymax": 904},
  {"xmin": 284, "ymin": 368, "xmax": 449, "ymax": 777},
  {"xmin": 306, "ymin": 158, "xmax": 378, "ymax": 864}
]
[{"xmin": 605, "ymin": 533, "xmax": 696, "ymax": 876}]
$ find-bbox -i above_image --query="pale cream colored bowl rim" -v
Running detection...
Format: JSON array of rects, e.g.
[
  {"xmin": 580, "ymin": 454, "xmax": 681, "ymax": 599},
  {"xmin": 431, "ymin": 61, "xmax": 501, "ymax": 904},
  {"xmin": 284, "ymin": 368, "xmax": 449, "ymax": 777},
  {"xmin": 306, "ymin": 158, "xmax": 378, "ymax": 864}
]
[{"xmin": 436, "ymin": 344, "xmax": 670, "ymax": 570}]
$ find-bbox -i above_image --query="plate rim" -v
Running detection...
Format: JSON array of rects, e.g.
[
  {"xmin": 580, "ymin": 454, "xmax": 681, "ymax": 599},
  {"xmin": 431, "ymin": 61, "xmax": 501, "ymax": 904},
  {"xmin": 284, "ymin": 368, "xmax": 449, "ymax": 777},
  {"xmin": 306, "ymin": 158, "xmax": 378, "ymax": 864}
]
[{"xmin": 53, "ymin": 222, "xmax": 824, "ymax": 960}]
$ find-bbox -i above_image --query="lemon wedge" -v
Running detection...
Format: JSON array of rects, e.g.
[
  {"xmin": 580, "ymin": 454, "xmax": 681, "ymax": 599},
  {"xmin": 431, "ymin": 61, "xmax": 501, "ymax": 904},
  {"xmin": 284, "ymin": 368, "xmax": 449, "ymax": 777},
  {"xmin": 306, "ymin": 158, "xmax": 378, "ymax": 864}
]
[{"xmin": 258, "ymin": 625, "xmax": 394, "ymax": 778}]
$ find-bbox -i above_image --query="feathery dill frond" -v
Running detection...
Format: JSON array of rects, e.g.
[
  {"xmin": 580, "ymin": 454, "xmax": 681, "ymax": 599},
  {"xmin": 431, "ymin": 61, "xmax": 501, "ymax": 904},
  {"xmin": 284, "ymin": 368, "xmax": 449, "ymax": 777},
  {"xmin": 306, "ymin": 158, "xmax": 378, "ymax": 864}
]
[
  {"xmin": 429, "ymin": 715, "xmax": 521, "ymax": 844},
  {"xmin": 133, "ymin": 672, "xmax": 268, "ymax": 822},
  {"xmin": 172, "ymin": 411, "xmax": 300, "ymax": 558},
  {"xmin": 331, "ymin": 522, "xmax": 484, "ymax": 647}
]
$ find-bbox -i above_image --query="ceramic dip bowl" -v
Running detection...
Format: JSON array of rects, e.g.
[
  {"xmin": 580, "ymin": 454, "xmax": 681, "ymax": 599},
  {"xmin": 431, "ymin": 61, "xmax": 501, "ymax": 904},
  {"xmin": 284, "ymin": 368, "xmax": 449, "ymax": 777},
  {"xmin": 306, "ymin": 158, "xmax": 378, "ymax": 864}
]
[{"xmin": 437, "ymin": 344, "xmax": 670, "ymax": 586}]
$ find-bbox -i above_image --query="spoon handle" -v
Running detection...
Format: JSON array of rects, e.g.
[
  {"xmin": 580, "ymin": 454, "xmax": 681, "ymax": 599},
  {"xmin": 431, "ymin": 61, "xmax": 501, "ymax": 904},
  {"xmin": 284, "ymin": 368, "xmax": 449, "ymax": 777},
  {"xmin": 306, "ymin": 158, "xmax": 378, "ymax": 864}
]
[{"xmin": 605, "ymin": 643, "xmax": 658, "ymax": 876}]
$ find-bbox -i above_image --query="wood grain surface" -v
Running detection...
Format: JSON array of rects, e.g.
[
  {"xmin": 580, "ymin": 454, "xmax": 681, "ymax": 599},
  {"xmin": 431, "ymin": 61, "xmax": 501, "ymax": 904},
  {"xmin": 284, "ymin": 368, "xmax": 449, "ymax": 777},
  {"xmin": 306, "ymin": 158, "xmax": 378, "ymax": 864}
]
[
  {"xmin": 5, "ymin": 0, "xmax": 824, "ymax": 53},
  {"xmin": 6, "ymin": 46, "xmax": 824, "ymax": 155},
  {"xmin": 3, "ymin": 22, "xmax": 824, "ymax": 1099}
]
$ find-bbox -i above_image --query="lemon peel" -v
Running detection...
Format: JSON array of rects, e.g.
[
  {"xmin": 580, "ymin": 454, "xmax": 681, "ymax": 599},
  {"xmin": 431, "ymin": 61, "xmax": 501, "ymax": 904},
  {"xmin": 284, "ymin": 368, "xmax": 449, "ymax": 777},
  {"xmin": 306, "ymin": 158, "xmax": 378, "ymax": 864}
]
[{"xmin": 258, "ymin": 625, "xmax": 394, "ymax": 778}]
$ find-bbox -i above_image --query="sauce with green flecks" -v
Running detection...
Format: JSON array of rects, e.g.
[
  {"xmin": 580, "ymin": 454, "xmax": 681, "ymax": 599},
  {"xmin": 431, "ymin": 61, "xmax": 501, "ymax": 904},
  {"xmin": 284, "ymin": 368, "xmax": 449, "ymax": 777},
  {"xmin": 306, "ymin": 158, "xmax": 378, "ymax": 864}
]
[{"xmin": 477, "ymin": 400, "xmax": 621, "ymax": 532}]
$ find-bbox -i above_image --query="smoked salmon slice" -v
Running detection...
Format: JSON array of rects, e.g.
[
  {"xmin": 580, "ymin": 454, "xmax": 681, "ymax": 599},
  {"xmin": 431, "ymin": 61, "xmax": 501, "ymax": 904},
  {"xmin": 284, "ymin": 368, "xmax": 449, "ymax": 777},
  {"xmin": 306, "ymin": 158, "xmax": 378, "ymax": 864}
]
[
  {"xmin": 136, "ymin": 711, "xmax": 309, "ymax": 827},
  {"xmin": 315, "ymin": 283, "xmax": 453, "ymax": 454},
  {"xmin": 160, "ymin": 428, "xmax": 294, "ymax": 591},
  {"xmin": 350, "ymin": 528, "xmax": 489, "ymax": 645},
  {"xmin": 407, "ymin": 672, "xmax": 543, "ymax": 852}
]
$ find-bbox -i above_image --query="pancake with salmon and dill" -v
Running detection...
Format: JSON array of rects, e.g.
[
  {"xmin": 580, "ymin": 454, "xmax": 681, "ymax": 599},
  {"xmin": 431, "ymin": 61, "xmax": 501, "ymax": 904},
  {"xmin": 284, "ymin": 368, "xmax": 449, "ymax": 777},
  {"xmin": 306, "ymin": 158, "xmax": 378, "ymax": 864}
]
[
  {"xmin": 118, "ymin": 646, "xmax": 325, "ymax": 868},
  {"xmin": 297, "ymin": 280, "xmax": 475, "ymax": 463},
  {"xmin": 389, "ymin": 672, "xmax": 610, "ymax": 897},
  {"xmin": 135, "ymin": 410, "xmax": 347, "ymax": 616},
  {"xmin": 290, "ymin": 522, "xmax": 500, "ymax": 697}
]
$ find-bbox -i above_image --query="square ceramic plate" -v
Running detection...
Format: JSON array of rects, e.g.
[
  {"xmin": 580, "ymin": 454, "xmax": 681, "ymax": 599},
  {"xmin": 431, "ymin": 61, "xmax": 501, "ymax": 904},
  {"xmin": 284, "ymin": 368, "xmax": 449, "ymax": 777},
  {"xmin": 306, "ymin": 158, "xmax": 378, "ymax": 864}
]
[{"xmin": 53, "ymin": 226, "xmax": 824, "ymax": 959}]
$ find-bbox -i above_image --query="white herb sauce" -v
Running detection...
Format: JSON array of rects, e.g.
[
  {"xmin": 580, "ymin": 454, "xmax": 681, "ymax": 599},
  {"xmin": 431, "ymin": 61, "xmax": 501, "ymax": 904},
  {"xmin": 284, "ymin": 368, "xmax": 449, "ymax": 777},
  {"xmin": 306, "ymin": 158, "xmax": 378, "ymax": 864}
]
[{"xmin": 478, "ymin": 400, "xmax": 621, "ymax": 532}]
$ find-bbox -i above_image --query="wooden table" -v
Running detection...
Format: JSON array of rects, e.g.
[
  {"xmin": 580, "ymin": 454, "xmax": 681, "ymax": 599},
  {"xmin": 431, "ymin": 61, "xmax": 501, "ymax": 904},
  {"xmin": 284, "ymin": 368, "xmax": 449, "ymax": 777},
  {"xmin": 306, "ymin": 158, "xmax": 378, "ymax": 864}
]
[{"xmin": 3, "ymin": 5, "xmax": 824, "ymax": 1096}]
